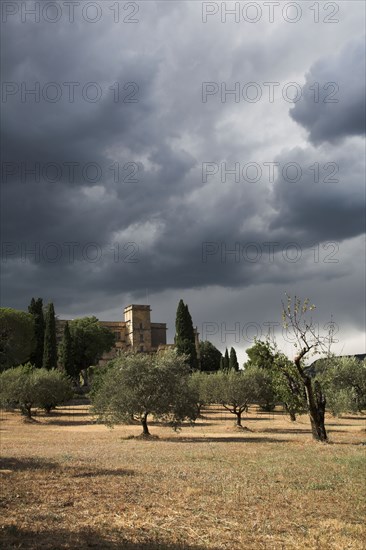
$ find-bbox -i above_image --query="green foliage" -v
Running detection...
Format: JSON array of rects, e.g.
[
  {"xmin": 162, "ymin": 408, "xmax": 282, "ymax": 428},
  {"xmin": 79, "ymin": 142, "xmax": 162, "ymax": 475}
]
[
  {"xmin": 28, "ymin": 298, "xmax": 45, "ymax": 368},
  {"xmin": 31, "ymin": 368, "xmax": 73, "ymax": 413},
  {"xmin": 88, "ymin": 363, "xmax": 115, "ymax": 399},
  {"xmin": 316, "ymin": 356, "xmax": 366, "ymax": 416},
  {"xmin": 42, "ymin": 303, "xmax": 57, "ymax": 370},
  {"xmin": 0, "ymin": 308, "xmax": 35, "ymax": 371},
  {"xmin": 221, "ymin": 348, "xmax": 230, "ymax": 370},
  {"xmin": 246, "ymin": 339, "xmax": 275, "ymax": 370},
  {"xmin": 273, "ymin": 353, "xmax": 307, "ymax": 419},
  {"xmin": 224, "ymin": 348, "xmax": 230, "ymax": 369},
  {"xmin": 247, "ymin": 367, "xmax": 277, "ymax": 412},
  {"xmin": 245, "ymin": 340, "xmax": 306, "ymax": 418},
  {"xmin": 229, "ymin": 347, "xmax": 239, "ymax": 371},
  {"xmin": 281, "ymin": 294, "xmax": 330, "ymax": 357},
  {"xmin": 59, "ymin": 322, "xmax": 77, "ymax": 379},
  {"xmin": 211, "ymin": 369, "xmax": 261, "ymax": 426},
  {"xmin": 68, "ymin": 317, "xmax": 115, "ymax": 379},
  {"xmin": 91, "ymin": 349, "xmax": 197, "ymax": 435},
  {"xmin": 281, "ymin": 295, "xmax": 332, "ymax": 441},
  {"xmin": 0, "ymin": 363, "xmax": 35, "ymax": 417},
  {"xmin": 0, "ymin": 364, "xmax": 72, "ymax": 417},
  {"xmin": 199, "ymin": 340, "xmax": 222, "ymax": 372},
  {"xmin": 189, "ymin": 371, "xmax": 215, "ymax": 415},
  {"xmin": 175, "ymin": 300, "xmax": 198, "ymax": 370},
  {"xmin": 245, "ymin": 339, "xmax": 277, "ymax": 411}
]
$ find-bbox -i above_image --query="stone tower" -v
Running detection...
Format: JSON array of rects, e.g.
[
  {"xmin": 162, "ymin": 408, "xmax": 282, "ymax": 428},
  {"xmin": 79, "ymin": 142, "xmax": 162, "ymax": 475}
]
[{"xmin": 124, "ymin": 305, "xmax": 152, "ymax": 352}]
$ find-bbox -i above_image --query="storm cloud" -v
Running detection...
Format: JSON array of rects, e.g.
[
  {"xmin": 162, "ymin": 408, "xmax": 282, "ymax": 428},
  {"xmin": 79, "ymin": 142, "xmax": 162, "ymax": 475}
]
[
  {"xmin": 1, "ymin": 1, "xmax": 365, "ymax": 361},
  {"xmin": 290, "ymin": 36, "xmax": 366, "ymax": 145}
]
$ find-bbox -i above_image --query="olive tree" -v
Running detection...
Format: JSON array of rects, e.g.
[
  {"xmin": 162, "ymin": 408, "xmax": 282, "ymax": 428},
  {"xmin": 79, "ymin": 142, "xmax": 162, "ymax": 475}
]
[
  {"xmin": 32, "ymin": 368, "xmax": 73, "ymax": 413},
  {"xmin": 212, "ymin": 369, "xmax": 261, "ymax": 428},
  {"xmin": 245, "ymin": 339, "xmax": 307, "ymax": 421},
  {"xmin": 316, "ymin": 356, "xmax": 366, "ymax": 416},
  {"xmin": 91, "ymin": 350, "xmax": 197, "ymax": 437},
  {"xmin": 273, "ymin": 352, "xmax": 307, "ymax": 421},
  {"xmin": 0, "ymin": 364, "xmax": 72, "ymax": 418},
  {"xmin": 0, "ymin": 364, "xmax": 36, "ymax": 417},
  {"xmin": 189, "ymin": 371, "xmax": 216, "ymax": 417},
  {"xmin": 244, "ymin": 341, "xmax": 278, "ymax": 411},
  {"xmin": 281, "ymin": 295, "xmax": 335, "ymax": 441}
]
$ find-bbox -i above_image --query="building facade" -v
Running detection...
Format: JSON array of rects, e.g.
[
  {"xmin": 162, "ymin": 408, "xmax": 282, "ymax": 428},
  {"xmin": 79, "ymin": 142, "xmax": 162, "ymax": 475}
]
[{"xmin": 57, "ymin": 304, "xmax": 168, "ymax": 366}]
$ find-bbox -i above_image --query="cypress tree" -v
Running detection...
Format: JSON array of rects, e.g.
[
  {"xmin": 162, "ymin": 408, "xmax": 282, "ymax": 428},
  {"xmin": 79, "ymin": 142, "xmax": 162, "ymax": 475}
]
[
  {"xmin": 199, "ymin": 341, "xmax": 222, "ymax": 372},
  {"xmin": 219, "ymin": 355, "xmax": 225, "ymax": 370},
  {"xmin": 43, "ymin": 303, "xmax": 57, "ymax": 370},
  {"xmin": 175, "ymin": 299, "xmax": 198, "ymax": 370},
  {"xmin": 28, "ymin": 297, "xmax": 44, "ymax": 368},
  {"xmin": 224, "ymin": 348, "xmax": 230, "ymax": 370},
  {"xmin": 59, "ymin": 322, "xmax": 75, "ymax": 379},
  {"xmin": 229, "ymin": 347, "xmax": 239, "ymax": 371},
  {"xmin": 175, "ymin": 299, "xmax": 186, "ymax": 343}
]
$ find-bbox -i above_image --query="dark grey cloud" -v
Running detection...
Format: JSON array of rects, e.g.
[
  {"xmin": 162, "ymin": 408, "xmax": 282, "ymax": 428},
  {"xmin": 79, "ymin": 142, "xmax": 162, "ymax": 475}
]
[
  {"xmin": 1, "ymin": 2, "xmax": 365, "ymax": 357},
  {"xmin": 290, "ymin": 36, "xmax": 366, "ymax": 144},
  {"xmin": 269, "ymin": 139, "xmax": 365, "ymax": 241}
]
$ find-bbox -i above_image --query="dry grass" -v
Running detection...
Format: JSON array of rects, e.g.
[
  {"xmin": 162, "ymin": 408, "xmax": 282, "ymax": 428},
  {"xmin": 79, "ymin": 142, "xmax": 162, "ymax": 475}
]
[{"xmin": 0, "ymin": 405, "xmax": 365, "ymax": 549}]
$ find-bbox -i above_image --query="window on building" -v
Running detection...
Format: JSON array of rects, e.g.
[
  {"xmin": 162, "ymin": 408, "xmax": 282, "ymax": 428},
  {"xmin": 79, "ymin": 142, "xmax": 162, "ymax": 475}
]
[
  {"xmin": 139, "ymin": 322, "xmax": 143, "ymax": 329},
  {"xmin": 140, "ymin": 345, "xmax": 144, "ymax": 352},
  {"xmin": 140, "ymin": 333, "xmax": 144, "ymax": 342},
  {"xmin": 114, "ymin": 331, "xmax": 121, "ymax": 340}
]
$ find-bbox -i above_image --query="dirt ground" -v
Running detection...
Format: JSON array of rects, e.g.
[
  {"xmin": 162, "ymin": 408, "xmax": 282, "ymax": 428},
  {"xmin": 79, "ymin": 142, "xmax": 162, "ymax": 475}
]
[{"xmin": 1, "ymin": 405, "xmax": 365, "ymax": 549}]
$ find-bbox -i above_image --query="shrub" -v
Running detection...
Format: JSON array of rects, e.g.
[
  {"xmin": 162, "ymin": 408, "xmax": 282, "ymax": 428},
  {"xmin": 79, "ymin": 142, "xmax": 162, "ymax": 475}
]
[
  {"xmin": 92, "ymin": 350, "xmax": 197, "ymax": 436},
  {"xmin": 0, "ymin": 365, "xmax": 73, "ymax": 417},
  {"xmin": 189, "ymin": 371, "xmax": 215, "ymax": 416},
  {"xmin": 33, "ymin": 369, "xmax": 73, "ymax": 413},
  {"xmin": 0, "ymin": 363, "xmax": 35, "ymax": 417},
  {"xmin": 316, "ymin": 356, "xmax": 366, "ymax": 416}
]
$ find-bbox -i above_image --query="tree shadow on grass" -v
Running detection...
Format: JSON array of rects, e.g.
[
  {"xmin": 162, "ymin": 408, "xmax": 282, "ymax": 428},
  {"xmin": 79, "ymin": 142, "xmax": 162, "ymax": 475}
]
[
  {"xmin": 327, "ymin": 440, "xmax": 366, "ymax": 446},
  {"xmin": 43, "ymin": 410, "xmax": 91, "ymax": 417},
  {"xmin": 336, "ymin": 415, "xmax": 365, "ymax": 421},
  {"xmin": 146, "ymin": 418, "xmax": 213, "ymax": 429},
  {"xmin": 256, "ymin": 409, "xmax": 285, "ymax": 415},
  {"xmin": 0, "ymin": 457, "xmax": 59, "ymax": 472},
  {"xmin": 159, "ymin": 436, "xmax": 290, "ymax": 444},
  {"xmin": 261, "ymin": 427, "xmax": 312, "ymax": 435},
  {"xmin": 42, "ymin": 419, "xmax": 96, "ymax": 427},
  {"xmin": 261, "ymin": 427, "xmax": 351, "ymax": 435},
  {"xmin": 326, "ymin": 422, "xmax": 362, "ymax": 427},
  {"xmin": 202, "ymin": 415, "xmax": 270, "ymax": 423},
  {"xmin": 0, "ymin": 457, "xmax": 135, "ymax": 478},
  {"xmin": 34, "ymin": 410, "xmax": 93, "ymax": 426},
  {"xmin": 206, "ymin": 408, "xmax": 285, "ymax": 416},
  {"xmin": 0, "ymin": 525, "xmax": 216, "ymax": 550}
]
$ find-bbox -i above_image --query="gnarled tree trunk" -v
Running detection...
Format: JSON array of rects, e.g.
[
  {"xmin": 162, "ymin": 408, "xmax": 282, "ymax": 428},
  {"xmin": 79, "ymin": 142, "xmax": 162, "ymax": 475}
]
[
  {"xmin": 140, "ymin": 412, "xmax": 150, "ymax": 437},
  {"xmin": 285, "ymin": 404, "xmax": 296, "ymax": 422},
  {"xmin": 235, "ymin": 411, "xmax": 242, "ymax": 427},
  {"xmin": 302, "ymin": 371, "xmax": 327, "ymax": 442},
  {"xmin": 20, "ymin": 403, "xmax": 32, "ymax": 419},
  {"xmin": 283, "ymin": 296, "xmax": 331, "ymax": 442}
]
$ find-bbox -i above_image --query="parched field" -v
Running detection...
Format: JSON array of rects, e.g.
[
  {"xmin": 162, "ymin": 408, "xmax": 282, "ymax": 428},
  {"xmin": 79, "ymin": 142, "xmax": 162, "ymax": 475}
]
[{"xmin": 0, "ymin": 405, "xmax": 365, "ymax": 550}]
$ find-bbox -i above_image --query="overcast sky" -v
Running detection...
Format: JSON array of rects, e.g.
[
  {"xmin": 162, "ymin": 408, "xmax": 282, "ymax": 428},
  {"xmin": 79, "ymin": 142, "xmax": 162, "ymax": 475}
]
[{"xmin": 1, "ymin": 1, "xmax": 365, "ymax": 364}]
